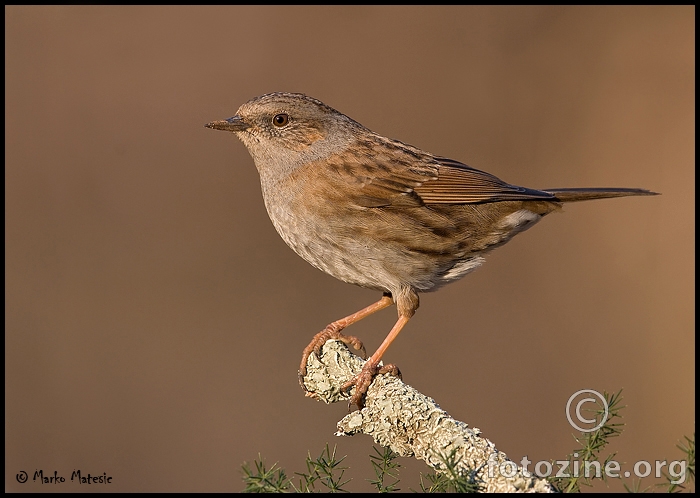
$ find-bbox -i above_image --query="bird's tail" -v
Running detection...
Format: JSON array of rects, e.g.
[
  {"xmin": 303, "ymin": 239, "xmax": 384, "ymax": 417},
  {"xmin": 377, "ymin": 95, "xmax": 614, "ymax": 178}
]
[{"xmin": 543, "ymin": 187, "xmax": 659, "ymax": 203}]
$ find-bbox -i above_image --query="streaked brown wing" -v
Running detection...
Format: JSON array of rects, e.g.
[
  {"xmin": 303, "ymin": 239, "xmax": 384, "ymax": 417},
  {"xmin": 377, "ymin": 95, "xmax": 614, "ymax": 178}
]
[
  {"xmin": 326, "ymin": 138, "xmax": 555, "ymax": 208},
  {"xmin": 414, "ymin": 157, "xmax": 555, "ymax": 204},
  {"xmin": 351, "ymin": 169, "xmax": 432, "ymax": 207},
  {"xmin": 322, "ymin": 141, "xmax": 435, "ymax": 208}
]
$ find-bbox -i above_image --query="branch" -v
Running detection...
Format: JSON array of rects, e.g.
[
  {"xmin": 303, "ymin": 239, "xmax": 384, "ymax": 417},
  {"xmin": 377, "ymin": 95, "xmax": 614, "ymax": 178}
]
[{"xmin": 301, "ymin": 340, "xmax": 554, "ymax": 493}]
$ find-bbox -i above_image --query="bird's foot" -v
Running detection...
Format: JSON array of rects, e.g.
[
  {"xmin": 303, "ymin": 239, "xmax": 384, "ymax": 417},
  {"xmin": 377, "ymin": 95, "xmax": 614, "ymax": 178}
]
[
  {"xmin": 298, "ymin": 325, "xmax": 366, "ymax": 391},
  {"xmin": 341, "ymin": 360, "xmax": 402, "ymax": 409}
]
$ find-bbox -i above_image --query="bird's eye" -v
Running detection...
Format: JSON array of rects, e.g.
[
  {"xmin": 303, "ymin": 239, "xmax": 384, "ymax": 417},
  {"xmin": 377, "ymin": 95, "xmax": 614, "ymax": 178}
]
[{"xmin": 272, "ymin": 113, "xmax": 289, "ymax": 127}]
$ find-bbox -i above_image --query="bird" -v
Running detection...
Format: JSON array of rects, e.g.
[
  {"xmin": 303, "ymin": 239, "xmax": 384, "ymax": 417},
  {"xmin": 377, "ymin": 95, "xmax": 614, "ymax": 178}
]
[{"xmin": 205, "ymin": 92, "xmax": 657, "ymax": 408}]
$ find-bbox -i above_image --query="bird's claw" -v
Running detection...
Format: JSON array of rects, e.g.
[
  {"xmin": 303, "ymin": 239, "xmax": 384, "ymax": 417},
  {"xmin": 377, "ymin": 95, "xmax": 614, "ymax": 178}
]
[
  {"xmin": 298, "ymin": 326, "xmax": 366, "ymax": 391},
  {"xmin": 340, "ymin": 361, "xmax": 402, "ymax": 409}
]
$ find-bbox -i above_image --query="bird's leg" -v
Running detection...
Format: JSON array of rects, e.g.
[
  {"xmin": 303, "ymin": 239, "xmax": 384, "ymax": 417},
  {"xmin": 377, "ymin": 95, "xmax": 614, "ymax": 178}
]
[
  {"xmin": 299, "ymin": 294, "xmax": 393, "ymax": 390},
  {"xmin": 341, "ymin": 314, "xmax": 411, "ymax": 409},
  {"xmin": 340, "ymin": 287, "xmax": 419, "ymax": 409}
]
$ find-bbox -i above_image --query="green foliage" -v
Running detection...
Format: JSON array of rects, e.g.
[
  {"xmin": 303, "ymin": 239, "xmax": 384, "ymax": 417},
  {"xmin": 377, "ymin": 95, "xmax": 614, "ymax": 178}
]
[
  {"xmin": 623, "ymin": 433, "xmax": 695, "ymax": 493},
  {"xmin": 242, "ymin": 444, "xmax": 350, "ymax": 493},
  {"xmin": 549, "ymin": 389, "xmax": 625, "ymax": 493},
  {"xmin": 242, "ymin": 455, "xmax": 291, "ymax": 493},
  {"xmin": 664, "ymin": 433, "xmax": 695, "ymax": 493},
  {"xmin": 417, "ymin": 447, "xmax": 483, "ymax": 493},
  {"xmin": 548, "ymin": 390, "xmax": 694, "ymax": 494},
  {"xmin": 292, "ymin": 443, "xmax": 350, "ymax": 492},
  {"xmin": 368, "ymin": 446, "xmax": 401, "ymax": 492},
  {"xmin": 242, "ymin": 393, "xmax": 693, "ymax": 493},
  {"xmin": 241, "ymin": 444, "xmax": 482, "ymax": 493}
]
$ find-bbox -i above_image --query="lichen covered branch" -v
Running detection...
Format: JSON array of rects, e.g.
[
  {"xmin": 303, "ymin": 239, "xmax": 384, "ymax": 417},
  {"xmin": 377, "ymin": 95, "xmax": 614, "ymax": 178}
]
[{"xmin": 301, "ymin": 340, "xmax": 554, "ymax": 493}]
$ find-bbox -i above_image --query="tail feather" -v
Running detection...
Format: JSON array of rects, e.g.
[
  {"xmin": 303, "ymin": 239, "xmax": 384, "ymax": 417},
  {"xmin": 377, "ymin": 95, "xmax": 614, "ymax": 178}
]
[{"xmin": 543, "ymin": 187, "xmax": 659, "ymax": 203}]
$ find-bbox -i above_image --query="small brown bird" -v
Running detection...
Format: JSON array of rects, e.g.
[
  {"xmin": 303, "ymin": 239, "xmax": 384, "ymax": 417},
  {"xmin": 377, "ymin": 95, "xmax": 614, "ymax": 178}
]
[{"xmin": 206, "ymin": 92, "xmax": 657, "ymax": 408}]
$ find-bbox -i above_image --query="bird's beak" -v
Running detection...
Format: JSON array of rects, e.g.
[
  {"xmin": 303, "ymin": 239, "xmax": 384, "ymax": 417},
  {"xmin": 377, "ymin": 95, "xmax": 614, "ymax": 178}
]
[{"xmin": 205, "ymin": 115, "xmax": 250, "ymax": 132}]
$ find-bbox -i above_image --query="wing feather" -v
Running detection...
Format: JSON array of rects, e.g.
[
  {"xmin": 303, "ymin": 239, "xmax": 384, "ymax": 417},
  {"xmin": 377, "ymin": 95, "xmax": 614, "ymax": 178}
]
[
  {"xmin": 415, "ymin": 157, "xmax": 555, "ymax": 204},
  {"xmin": 322, "ymin": 140, "xmax": 554, "ymax": 208}
]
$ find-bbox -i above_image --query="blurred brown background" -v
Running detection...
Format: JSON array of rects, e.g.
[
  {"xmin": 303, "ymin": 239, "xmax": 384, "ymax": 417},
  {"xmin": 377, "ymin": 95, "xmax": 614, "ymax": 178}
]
[{"xmin": 5, "ymin": 6, "xmax": 694, "ymax": 492}]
